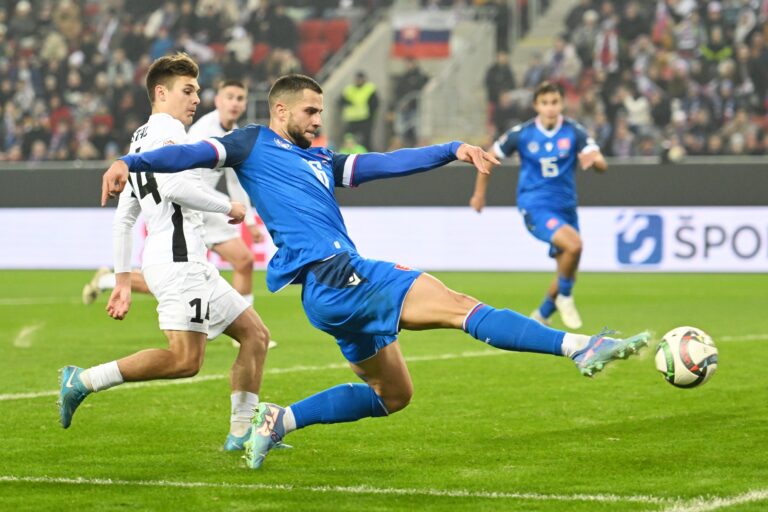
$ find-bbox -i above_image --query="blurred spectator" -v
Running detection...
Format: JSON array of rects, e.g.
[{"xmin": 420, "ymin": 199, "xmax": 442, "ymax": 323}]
[
  {"xmin": 339, "ymin": 71, "xmax": 379, "ymax": 151},
  {"xmin": 484, "ymin": 51, "xmax": 516, "ymax": 111},
  {"xmin": 571, "ymin": 10, "xmax": 600, "ymax": 69},
  {"xmin": 390, "ymin": 57, "xmax": 429, "ymax": 147},
  {"xmin": 339, "ymin": 132, "xmax": 368, "ymax": 154},
  {"xmin": 545, "ymin": 35, "xmax": 581, "ymax": 91}
]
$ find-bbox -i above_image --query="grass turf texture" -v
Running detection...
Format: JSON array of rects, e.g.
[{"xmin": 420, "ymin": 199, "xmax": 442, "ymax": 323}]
[{"xmin": 1, "ymin": 270, "xmax": 766, "ymax": 511}]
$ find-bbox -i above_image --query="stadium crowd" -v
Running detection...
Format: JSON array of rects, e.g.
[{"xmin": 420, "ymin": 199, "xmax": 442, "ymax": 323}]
[
  {"xmin": 0, "ymin": 0, "xmax": 373, "ymax": 162},
  {"xmin": 489, "ymin": 0, "xmax": 768, "ymax": 157}
]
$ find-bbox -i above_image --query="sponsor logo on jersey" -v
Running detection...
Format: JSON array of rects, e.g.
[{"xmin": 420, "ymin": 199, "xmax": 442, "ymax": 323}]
[
  {"xmin": 163, "ymin": 139, "xmax": 176, "ymax": 145},
  {"xmin": 274, "ymin": 138, "xmax": 291, "ymax": 150},
  {"xmin": 394, "ymin": 263, "xmax": 411, "ymax": 271},
  {"xmin": 527, "ymin": 141, "xmax": 539, "ymax": 153},
  {"xmin": 616, "ymin": 212, "xmax": 663, "ymax": 265}
]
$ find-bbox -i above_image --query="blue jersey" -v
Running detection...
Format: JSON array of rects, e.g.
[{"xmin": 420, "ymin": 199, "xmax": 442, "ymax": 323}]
[
  {"xmin": 493, "ymin": 116, "xmax": 597, "ymax": 210},
  {"xmin": 121, "ymin": 124, "xmax": 461, "ymax": 292}
]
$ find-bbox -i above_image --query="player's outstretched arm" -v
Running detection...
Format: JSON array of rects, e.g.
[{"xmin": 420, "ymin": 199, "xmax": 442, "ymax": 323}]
[
  {"xmin": 101, "ymin": 141, "xmax": 220, "ymax": 205},
  {"xmin": 337, "ymin": 142, "xmax": 499, "ymax": 187},
  {"xmin": 455, "ymin": 143, "xmax": 500, "ymax": 175}
]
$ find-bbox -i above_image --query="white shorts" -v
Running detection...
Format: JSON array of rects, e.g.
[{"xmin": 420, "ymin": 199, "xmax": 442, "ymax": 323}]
[
  {"xmin": 202, "ymin": 211, "xmax": 241, "ymax": 248},
  {"xmin": 143, "ymin": 262, "xmax": 249, "ymax": 340}
]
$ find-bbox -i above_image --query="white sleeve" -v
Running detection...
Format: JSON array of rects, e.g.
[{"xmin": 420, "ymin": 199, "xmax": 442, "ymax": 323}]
[
  {"xmin": 223, "ymin": 167, "xmax": 256, "ymax": 226},
  {"xmin": 113, "ymin": 187, "xmax": 141, "ymax": 273},
  {"xmin": 155, "ymin": 169, "xmax": 231, "ymax": 214}
]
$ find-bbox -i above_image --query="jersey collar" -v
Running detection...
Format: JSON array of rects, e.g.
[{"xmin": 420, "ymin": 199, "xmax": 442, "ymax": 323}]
[{"xmin": 534, "ymin": 115, "xmax": 563, "ymax": 138}]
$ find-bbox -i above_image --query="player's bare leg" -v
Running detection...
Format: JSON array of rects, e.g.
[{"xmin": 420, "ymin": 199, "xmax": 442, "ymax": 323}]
[
  {"xmin": 222, "ymin": 307, "xmax": 271, "ymax": 448},
  {"xmin": 212, "ymin": 238, "xmax": 254, "ymax": 297},
  {"xmin": 58, "ymin": 330, "xmax": 207, "ymax": 428},
  {"xmin": 549, "ymin": 225, "xmax": 583, "ymax": 329},
  {"xmin": 116, "ymin": 330, "xmax": 207, "ymax": 380},
  {"xmin": 244, "ymin": 343, "xmax": 406, "ymax": 469},
  {"xmin": 349, "ymin": 342, "xmax": 413, "ymax": 414},
  {"xmin": 212, "ymin": 238, "xmax": 278, "ymax": 351}
]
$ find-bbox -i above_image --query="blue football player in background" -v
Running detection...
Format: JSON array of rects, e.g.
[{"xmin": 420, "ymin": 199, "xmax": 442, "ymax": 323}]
[
  {"xmin": 470, "ymin": 81, "xmax": 607, "ymax": 330},
  {"xmin": 102, "ymin": 75, "xmax": 644, "ymax": 470}
]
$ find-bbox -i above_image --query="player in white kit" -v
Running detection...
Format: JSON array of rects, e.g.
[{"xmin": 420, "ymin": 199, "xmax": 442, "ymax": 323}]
[
  {"xmin": 59, "ymin": 54, "xmax": 272, "ymax": 451},
  {"xmin": 82, "ymin": 80, "xmax": 265, "ymax": 310}
]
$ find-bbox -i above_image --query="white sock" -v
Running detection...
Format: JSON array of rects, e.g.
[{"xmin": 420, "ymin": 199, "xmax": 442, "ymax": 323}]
[
  {"xmin": 230, "ymin": 391, "xmax": 259, "ymax": 436},
  {"xmin": 561, "ymin": 333, "xmax": 591, "ymax": 358},
  {"xmin": 98, "ymin": 273, "xmax": 116, "ymax": 290},
  {"xmin": 241, "ymin": 293, "xmax": 253, "ymax": 305},
  {"xmin": 81, "ymin": 361, "xmax": 124, "ymax": 392},
  {"xmin": 283, "ymin": 406, "xmax": 297, "ymax": 434}
]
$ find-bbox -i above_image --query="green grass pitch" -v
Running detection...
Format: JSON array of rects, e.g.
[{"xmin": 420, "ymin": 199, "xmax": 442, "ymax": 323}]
[{"xmin": 1, "ymin": 270, "xmax": 767, "ymax": 511}]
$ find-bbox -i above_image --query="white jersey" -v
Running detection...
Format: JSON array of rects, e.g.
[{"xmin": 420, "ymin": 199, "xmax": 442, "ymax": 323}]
[
  {"xmin": 113, "ymin": 113, "xmax": 231, "ymax": 272},
  {"xmin": 188, "ymin": 110, "xmax": 256, "ymax": 225}
]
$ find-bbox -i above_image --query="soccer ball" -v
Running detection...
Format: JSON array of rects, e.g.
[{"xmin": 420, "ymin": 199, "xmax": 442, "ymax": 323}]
[{"xmin": 655, "ymin": 327, "xmax": 718, "ymax": 388}]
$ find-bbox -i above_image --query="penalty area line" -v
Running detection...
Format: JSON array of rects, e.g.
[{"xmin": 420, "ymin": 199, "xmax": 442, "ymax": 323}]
[{"xmin": 0, "ymin": 475, "xmax": 673, "ymax": 505}]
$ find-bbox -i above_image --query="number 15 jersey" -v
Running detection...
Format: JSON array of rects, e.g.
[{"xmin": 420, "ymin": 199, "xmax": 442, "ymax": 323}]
[{"xmin": 492, "ymin": 115, "xmax": 598, "ymax": 211}]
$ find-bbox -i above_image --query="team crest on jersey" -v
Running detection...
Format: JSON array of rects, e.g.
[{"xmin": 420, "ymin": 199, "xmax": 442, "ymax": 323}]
[
  {"xmin": 544, "ymin": 142, "xmax": 553, "ymax": 152},
  {"xmin": 274, "ymin": 137, "xmax": 291, "ymax": 150},
  {"xmin": 527, "ymin": 141, "xmax": 539, "ymax": 153}
]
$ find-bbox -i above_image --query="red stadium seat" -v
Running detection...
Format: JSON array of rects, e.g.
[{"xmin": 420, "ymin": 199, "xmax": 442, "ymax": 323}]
[
  {"xmin": 251, "ymin": 43, "xmax": 271, "ymax": 65},
  {"xmin": 300, "ymin": 20, "xmax": 326, "ymax": 43},
  {"xmin": 324, "ymin": 19, "xmax": 349, "ymax": 52},
  {"xmin": 298, "ymin": 41, "xmax": 330, "ymax": 76}
]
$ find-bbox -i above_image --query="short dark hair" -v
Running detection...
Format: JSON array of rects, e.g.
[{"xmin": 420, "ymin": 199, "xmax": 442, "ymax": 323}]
[
  {"xmin": 268, "ymin": 74, "xmax": 323, "ymax": 108},
  {"xmin": 217, "ymin": 79, "xmax": 246, "ymax": 91},
  {"xmin": 145, "ymin": 53, "xmax": 199, "ymax": 104},
  {"xmin": 533, "ymin": 81, "xmax": 564, "ymax": 102}
]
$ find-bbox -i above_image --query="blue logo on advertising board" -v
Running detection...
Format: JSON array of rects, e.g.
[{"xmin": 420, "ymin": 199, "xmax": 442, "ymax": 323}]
[{"xmin": 617, "ymin": 213, "xmax": 663, "ymax": 265}]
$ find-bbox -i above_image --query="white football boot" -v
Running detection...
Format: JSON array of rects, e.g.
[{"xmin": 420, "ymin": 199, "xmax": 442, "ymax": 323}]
[{"xmin": 555, "ymin": 294, "xmax": 583, "ymax": 329}]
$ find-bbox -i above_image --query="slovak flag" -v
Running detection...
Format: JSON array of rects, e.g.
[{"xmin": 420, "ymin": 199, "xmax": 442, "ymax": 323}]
[
  {"xmin": 392, "ymin": 11, "xmax": 455, "ymax": 59},
  {"xmin": 557, "ymin": 138, "xmax": 571, "ymax": 150}
]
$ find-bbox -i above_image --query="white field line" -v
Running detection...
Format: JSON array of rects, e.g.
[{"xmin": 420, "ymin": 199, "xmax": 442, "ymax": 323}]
[
  {"xmin": 0, "ymin": 350, "xmax": 504, "ymax": 402},
  {"xmin": 0, "ymin": 475, "xmax": 672, "ymax": 505},
  {"xmin": 664, "ymin": 489, "xmax": 768, "ymax": 512},
  {"xmin": 12, "ymin": 323, "xmax": 43, "ymax": 348},
  {"xmin": 719, "ymin": 334, "xmax": 768, "ymax": 342}
]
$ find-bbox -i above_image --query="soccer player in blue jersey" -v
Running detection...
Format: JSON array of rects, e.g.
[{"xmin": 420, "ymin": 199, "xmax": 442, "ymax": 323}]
[
  {"xmin": 470, "ymin": 81, "xmax": 607, "ymax": 329},
  {"xmin": 101, "ymin": 74, "xmax": 646, "ymax": 469}
]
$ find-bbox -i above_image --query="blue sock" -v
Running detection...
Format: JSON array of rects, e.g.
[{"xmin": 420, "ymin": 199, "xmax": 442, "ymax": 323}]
[
  {"xmin": 538, "ymin": 296, "xmax": 557, "ymax": 319},
  {"xmin": 464, "ymin": 304, "xmax": 565, "ymax": 355},
  {"xmin": 557, "ymin": 275, "xmax": 575, "ymax": 297},
  {"xmin": 290, "ymin": 383, "xmax": 388, "ymax": 430}
]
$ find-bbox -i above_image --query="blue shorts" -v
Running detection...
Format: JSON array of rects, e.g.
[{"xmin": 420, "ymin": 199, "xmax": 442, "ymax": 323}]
[
  {"xmin": 300, "ymin": 252, "xmax": 422, "ymax": 364},
  {"xmin": 520, "ymin": 207, "xmax": 579, "ymax": 258}
]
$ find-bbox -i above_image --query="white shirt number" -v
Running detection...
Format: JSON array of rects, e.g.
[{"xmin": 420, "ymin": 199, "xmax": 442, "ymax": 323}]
[
  {"xmin": 539, "ymin": 157, "xmax": 559, "ymax": 178},
  {"xmin": 305, "ymin": 159, "xmax": 330, "ymax": 189}
]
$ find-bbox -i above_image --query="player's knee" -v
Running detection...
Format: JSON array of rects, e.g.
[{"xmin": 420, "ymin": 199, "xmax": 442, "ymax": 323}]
[
  {"xmin": 563, "ymin": 237, "xmax": 583, "ymax": 255},
  {"xmin": 237, "ymin": 314, "xmax": 270, "ymax": 352},
  {"xmin": 383, "ymin": 389, "xmax": 412, "ymax": 414},
  {"xmin": 232, "ymin": 251, "xmax": 254, "ymax": 273},
  {"xmin": 174, "ymin": 354, "xmax": 203, "ymax": 378}
]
